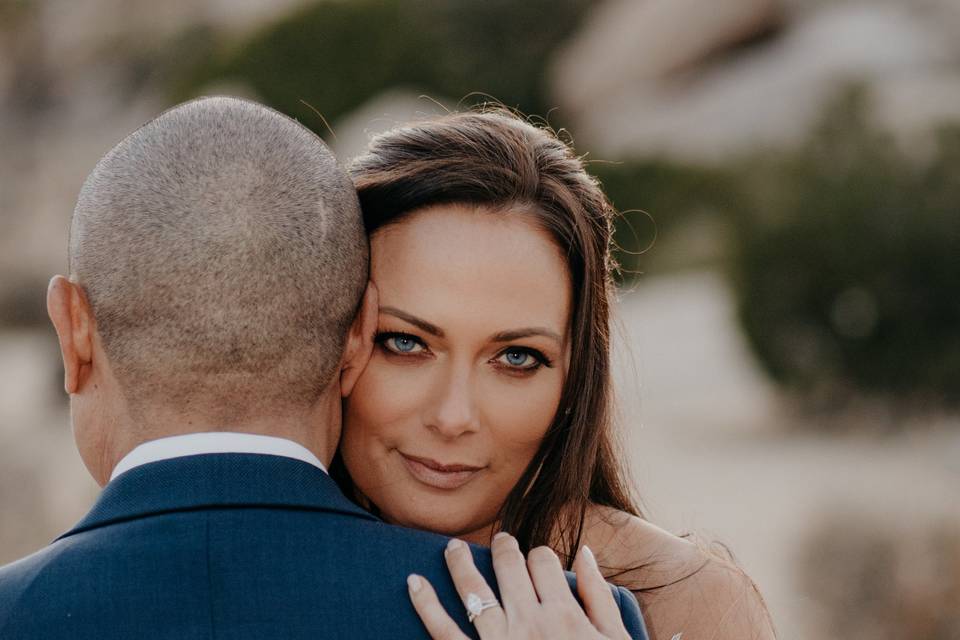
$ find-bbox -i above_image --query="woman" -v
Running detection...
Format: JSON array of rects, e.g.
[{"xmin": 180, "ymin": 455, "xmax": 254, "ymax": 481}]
[{"xmin": 332, "ymin": 109, "xmax": 775, "ymax": 640}]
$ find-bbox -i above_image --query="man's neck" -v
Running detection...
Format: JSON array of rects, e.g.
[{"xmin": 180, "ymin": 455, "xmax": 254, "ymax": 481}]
[
  {"xmin": 105, "ymin": 397, "xmax": 341, "ymax": 483},
  {"xmin": 109, "ymin": 432, "xmax": 329, "ymax": 481}
]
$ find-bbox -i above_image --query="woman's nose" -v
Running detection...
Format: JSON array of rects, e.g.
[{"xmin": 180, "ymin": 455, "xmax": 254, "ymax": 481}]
[{"xmin": 424, "ymin": 369, "xmax": 479, "ymax": 438}]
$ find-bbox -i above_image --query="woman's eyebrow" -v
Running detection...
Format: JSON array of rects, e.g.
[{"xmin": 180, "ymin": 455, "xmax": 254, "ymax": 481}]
[
  {"xmin": 380, "ymin": 306, "xmax": 444, "ymax": 337},
  {"xmin": 491, "ymin": 328, "xmax": 563, "ymax": 345}
]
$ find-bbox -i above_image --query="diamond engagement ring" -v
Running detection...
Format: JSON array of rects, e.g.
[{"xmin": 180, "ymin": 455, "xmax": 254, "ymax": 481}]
[{"xmin": 465, "ymin": 592, "xmax": 500, "ymax": 624}]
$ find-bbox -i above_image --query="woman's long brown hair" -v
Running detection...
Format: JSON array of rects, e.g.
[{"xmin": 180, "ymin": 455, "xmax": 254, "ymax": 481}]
[{"xmin": 334, "ymin": 108, "xmax": 642, "ymax": 566}]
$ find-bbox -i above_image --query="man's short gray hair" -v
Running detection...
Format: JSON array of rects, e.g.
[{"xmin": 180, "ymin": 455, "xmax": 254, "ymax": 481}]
[{"xmin": 70, "ymin": 96, "xmax": 367, "ymax": 421}]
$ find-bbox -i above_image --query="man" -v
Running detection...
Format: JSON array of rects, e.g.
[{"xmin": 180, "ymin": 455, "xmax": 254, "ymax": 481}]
[{"xmin": 0, "ymin": 97, "xmax": 645, "ymax": 639}]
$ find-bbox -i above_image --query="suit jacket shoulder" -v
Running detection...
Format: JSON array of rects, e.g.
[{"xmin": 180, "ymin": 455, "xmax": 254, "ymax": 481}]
[{"xmin": 0, "ymin": 455, "xmax": 648, "ymax": 640}]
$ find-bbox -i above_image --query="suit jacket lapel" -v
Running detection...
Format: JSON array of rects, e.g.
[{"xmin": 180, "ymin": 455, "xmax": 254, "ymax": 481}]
[{"xmin": 58, "ymin": 453, "xmax": 377, "ymax": 540}]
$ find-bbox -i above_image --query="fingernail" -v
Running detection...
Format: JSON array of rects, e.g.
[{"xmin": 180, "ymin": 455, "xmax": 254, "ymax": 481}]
[
  {"xmin": 493, "ymin": 531, "xmax": 510, "ymax": 541},
  {"xmin": 447, "ymin": 538, "xmax": 465, "ymax": 552},
  {"xmin": 582, "ymin": 545, "xmax": 598, "ymax": 569},
  {"xmin": 407, "ymin": 574, "xmax": 422, "ymax": 593}
]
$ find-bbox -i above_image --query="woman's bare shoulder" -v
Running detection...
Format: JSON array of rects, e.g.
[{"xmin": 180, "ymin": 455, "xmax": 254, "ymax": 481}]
[
  {"xmin": 580, "ymin": 505, "xmax": 705, "ymax": 588},
  {"xmin": 581, "ymin": 505, "xmax": 776, "ymax": 640}
]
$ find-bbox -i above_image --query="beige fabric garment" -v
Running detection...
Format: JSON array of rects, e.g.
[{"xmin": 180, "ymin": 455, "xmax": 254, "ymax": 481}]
[{"xmin": 581, "ymin": 507, "xmax": 777, "ymax": 640}]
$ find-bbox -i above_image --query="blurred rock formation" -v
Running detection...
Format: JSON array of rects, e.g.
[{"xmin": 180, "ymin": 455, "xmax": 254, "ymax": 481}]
[{"xmin": 551, "ymin": 0, "xmax": 960, "ymax": 161}]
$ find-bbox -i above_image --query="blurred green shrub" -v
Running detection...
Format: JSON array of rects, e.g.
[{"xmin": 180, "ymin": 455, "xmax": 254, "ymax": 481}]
[
  {"xmin": 590, "ymin": 159, "xmax": 735, "ymax": 278},
  {"xmin": 728, "ymin": 87, "xmax": 960, "ymax": 410},
  {"xmin": 171, "ymin": 0, "xmax": 592, "ymax": 134},
  {"xmin": 799, "ymin": 511, "xmax": 960, "ymax": 639}
]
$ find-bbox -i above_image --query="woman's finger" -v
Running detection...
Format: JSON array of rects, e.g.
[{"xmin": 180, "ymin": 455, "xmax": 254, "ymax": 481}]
[
  {"xmin": 408, "ymin": 574, "xmax": 471, "ymax": 640},
  {"xmin": 490, "ymin": 532, "xmax": 538, "ymax": 617},
  {"xmin": 572, "ymin": 546, "xmax": 630, "ymax": 640},
  {"xmin": 444, "ymin": 538, "xmax": 508, "ymax": 636},
  {"xmin": 526, "ymin": 545, "xmax": 578, "ymax": 605}
]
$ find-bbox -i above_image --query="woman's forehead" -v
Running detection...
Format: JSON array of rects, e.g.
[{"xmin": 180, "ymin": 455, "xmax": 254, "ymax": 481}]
[{"xmin": 370, "ymin": 205, "xmax": 571, "ymax": 335}]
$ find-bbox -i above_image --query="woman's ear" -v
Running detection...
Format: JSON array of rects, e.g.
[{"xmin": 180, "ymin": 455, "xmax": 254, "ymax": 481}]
[
  {"xmin": 340, "ymin": 280, "xmax": 378, "ymax": 398},
  {"xmin": 47, "ymin": 275, "xmax": 95, "ymax": 394}
]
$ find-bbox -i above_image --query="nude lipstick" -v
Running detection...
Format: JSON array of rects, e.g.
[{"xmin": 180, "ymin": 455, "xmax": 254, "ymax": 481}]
[{"xmin": 399, "ymin": 453, "xmax": 484, "ymax": 490}]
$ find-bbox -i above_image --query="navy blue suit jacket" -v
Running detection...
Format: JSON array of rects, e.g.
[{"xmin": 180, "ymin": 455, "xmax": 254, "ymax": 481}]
[{"xmin": 0, "ymin": 453, "xmax": 647, "ymax": 639}]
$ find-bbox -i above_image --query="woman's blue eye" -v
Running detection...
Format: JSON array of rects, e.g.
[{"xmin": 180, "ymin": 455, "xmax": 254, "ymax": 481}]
[
  {"xmin": 497, "ymin": 348, "xmax": 544, "ymax": 370},
  {"xmin": 377, "ymin": 332, "xmax": 425, "ymax": 355},
  {"xmin": 505, "ymin": 350, "xmax": 530, "ymax": 366},
  {"xmin": 389, "ymin": 336, "xmax": 420, "ymax": 353}
]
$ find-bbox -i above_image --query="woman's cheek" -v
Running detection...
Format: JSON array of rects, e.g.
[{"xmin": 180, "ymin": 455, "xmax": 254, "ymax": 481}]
[
  {"xmin": 352, "ymin": 356, "xmax": 430, "ymax": 427},
  {"xmin": 484, "ymin": 373, "xmax": 561, "ymax": 457}
]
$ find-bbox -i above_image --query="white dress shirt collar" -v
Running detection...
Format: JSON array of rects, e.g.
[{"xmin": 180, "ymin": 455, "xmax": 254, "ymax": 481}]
[{"xmin": 109, "ymin": 432, "xmax": 328, "ymax": 482}]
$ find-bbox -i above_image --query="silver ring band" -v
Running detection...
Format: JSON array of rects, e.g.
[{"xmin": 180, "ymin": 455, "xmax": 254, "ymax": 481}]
[{"xmin": 465, "ymin": 592, "xmax": 500, "ymax": 624}]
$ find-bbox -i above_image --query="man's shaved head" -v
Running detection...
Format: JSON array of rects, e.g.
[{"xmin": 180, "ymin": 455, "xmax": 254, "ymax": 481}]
[{"xmin": 69, "ymin": 96, "xmax": 367, "ymax": 423}]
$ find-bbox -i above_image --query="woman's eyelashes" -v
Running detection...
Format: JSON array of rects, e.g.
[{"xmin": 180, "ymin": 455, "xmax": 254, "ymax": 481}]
[
  {"xmin": 491, "ymin": 347, "xmax": 553, "ymax": 375},
  {"xmin": 375, "ymin": 331, "xmax": 428, "ymax": 357},
  {"xmin": 373, "ymin": 330, "xmax": 554, "ymax": 375}
]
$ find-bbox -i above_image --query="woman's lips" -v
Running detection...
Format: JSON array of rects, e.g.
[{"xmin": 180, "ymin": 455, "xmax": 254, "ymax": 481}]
[{"xmin": 399, "ymin": 453, "xmax": 484, "ymax": 490}]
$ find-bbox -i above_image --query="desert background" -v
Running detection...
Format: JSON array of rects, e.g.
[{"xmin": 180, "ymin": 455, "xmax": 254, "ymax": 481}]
[{"xmin": 1, "ymin": 1, "xmax": 959, "ymax": 638}]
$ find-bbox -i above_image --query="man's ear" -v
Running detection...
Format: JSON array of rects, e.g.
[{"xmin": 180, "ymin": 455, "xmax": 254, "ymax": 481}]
[
  {"xmin": 340, "ymin": 281, "xmax": 378, "ymax": 398},
  {"xmin": 47, "ymin": 276, "xmax": 95, "ymax": 394}
]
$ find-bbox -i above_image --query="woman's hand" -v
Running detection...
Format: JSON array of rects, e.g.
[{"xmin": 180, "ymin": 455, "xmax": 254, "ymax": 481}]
[{"xmin": 407, "ymin": 533, "xmax": 632, "ymax": 640}]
